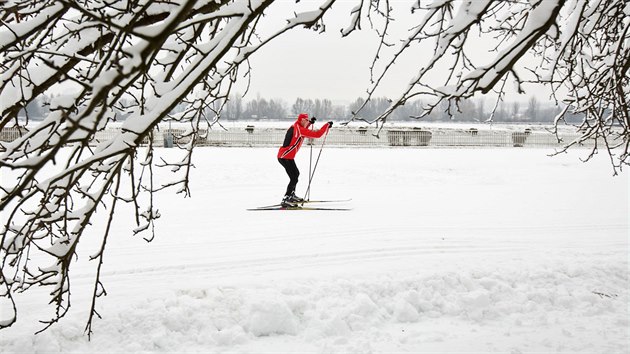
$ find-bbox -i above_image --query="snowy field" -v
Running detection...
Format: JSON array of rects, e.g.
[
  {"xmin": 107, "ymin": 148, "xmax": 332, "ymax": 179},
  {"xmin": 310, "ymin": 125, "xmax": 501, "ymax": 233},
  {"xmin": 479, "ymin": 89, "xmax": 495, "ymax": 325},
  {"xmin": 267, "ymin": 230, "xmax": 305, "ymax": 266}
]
[{"xmin": 1, "ymin": 147, "xmax": 628, "ymax": 353}]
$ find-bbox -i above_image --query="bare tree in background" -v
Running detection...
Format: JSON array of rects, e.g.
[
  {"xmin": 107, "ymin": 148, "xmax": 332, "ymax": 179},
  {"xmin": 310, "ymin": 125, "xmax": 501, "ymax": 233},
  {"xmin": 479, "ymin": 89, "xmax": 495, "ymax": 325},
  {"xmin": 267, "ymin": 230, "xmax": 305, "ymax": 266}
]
[
  {"xmin": 349, "ymin": 0, "xmax": 629, "ymax": 174},
  {"xmin": 292, "ymin": 98, "xmax": 316, "ymax": 115},
  {"xmin": 0, "ymin": 0, "xmax": 335, "ymax": 334},
  {"xmin": 0, "ymin": 0, "xmax": 628, "ymax": 335}
]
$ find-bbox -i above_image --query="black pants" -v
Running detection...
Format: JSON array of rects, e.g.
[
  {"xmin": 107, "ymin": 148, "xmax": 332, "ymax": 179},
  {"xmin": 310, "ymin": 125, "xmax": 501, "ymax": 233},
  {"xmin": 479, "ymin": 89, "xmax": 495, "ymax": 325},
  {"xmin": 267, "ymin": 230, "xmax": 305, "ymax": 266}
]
[{"xmin": 278, "ymin": 158, "xmax": 299, "ymax": 196}]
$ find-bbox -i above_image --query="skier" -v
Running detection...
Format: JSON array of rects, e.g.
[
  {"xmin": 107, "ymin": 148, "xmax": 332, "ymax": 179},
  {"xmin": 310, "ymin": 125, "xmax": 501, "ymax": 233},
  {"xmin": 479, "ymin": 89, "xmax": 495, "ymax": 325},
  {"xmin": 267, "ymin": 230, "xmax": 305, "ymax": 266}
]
[{"xmin": 278, "ymin": 113, "xmax": 333, "ymax": 207}]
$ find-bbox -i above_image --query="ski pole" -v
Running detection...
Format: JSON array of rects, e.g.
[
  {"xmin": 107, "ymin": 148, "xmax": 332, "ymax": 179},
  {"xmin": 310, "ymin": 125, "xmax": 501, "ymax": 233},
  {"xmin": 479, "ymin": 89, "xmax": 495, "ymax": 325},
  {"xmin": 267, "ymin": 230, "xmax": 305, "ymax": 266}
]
[
  {"xmin": 304, "ymin": 128, "xmax": 329, "ymax": 201},
  {"xmin": 307, "ymin": 119, "xmax": 314, "ymax": 201}
]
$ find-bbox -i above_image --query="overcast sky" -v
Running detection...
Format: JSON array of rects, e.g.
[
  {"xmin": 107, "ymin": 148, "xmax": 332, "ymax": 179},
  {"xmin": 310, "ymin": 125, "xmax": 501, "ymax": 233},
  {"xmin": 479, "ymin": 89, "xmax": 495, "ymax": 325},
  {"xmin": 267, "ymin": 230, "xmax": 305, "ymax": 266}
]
[
  {"xmin": 242, "ymin": 27, "xmax": 376, "ymax": 105},
  {"xmin": 239, "ymin": 1, "xmax": 421, "ymax": 105}
]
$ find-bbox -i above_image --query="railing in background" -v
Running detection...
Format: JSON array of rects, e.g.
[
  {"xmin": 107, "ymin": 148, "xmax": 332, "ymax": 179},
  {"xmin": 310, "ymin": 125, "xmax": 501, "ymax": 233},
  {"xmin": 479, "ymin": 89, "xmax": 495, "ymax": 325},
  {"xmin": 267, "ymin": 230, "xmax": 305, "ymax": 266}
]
[
  {"xmin": 0, "ymin": 126, "xmax": 28, "ymax": 144},
  {"xmin": 1, "ymin": 125, "xmax": 594, "ymax": 149},
  {"xmin": 202, "ymin": 127, "xmax": 591, "ymax": 148}
]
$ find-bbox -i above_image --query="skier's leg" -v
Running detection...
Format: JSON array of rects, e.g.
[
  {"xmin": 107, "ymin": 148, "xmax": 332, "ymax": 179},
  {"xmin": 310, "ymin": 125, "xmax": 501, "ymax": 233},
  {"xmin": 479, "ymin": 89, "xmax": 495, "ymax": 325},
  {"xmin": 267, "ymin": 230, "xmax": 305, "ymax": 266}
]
[
  {"xmin": 286, "ymin": 159, "xmax": 299, "ymax": 195},
  {"xmin": 278, "ymin": 158, "xmax": 299, "ymax": 196}
]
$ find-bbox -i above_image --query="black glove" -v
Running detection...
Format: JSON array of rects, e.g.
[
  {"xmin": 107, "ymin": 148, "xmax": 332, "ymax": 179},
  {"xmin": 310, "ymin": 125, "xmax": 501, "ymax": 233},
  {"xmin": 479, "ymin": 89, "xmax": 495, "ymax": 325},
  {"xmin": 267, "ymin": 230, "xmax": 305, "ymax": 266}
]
[
  {"xmin": 328, "ymin": 121, "xmax": 333, "ymax": 128},
  {"xmin": 309, "ymin": 117, "xmax": 317, "ymax": 124}
]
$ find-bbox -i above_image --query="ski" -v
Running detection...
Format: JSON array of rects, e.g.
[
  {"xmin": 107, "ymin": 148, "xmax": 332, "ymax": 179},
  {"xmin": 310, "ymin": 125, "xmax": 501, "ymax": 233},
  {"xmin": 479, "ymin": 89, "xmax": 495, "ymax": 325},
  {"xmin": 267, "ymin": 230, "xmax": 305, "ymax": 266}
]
[
  {"xmin": 247, "ymin": 206, "xmax": 352, "ymax": 211},
  {"xmin": 251, "ymin": 203, "xmax": 284, "ymax": 209},
  {"xmin": 302, "ymin": 198, "xmax": 352, "ymax": 204},
  {"xmin": 248, "ymin": 198, "xmax": 351, "ymax": 210}
]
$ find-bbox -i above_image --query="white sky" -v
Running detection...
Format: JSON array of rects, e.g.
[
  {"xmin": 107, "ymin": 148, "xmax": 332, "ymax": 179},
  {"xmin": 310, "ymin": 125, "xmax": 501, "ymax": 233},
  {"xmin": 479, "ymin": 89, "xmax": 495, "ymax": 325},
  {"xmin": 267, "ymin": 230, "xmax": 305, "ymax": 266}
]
[
  {"xmin": 239, "ymin": 0, "xmax": 425, "ymax": 105},
  {"xmin": 241, "ymin": 27, "xmax": 376, "ymax": 105}
]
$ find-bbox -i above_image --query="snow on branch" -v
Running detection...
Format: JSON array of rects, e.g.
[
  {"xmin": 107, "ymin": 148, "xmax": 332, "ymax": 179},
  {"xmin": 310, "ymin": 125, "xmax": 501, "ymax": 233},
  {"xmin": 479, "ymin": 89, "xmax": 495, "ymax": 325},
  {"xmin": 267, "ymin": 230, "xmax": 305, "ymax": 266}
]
[
  {"xmin": 0, "ymin": 0, "xmax": 339, "ymax": 334},
  {"xmin": 1, "ymin": 0, "xmax": 628, "ymax": 337},
  {"xmin": 353, "ymin": 0, "xmax": 628, "ymax": 173}
]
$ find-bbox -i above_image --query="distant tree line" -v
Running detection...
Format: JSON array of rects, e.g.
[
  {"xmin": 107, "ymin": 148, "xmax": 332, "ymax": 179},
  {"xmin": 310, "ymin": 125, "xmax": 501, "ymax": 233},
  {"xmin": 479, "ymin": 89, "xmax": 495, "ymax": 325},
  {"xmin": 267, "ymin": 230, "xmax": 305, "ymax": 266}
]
[
  {"xmin": 218, "ymin": 95, "xmax": 585, "ymax": 124},
  {"xmin": 18, "ymin": 93, "xmax": 585, "ymax": 125}
]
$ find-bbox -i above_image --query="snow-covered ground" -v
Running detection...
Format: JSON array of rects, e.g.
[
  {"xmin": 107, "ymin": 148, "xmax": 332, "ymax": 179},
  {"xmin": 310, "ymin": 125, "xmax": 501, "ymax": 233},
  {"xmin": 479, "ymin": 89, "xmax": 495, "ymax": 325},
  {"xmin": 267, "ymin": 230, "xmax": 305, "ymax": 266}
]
[{"xmin": 1, "ymin": 147, "xmax": 628, "ymax": 353}]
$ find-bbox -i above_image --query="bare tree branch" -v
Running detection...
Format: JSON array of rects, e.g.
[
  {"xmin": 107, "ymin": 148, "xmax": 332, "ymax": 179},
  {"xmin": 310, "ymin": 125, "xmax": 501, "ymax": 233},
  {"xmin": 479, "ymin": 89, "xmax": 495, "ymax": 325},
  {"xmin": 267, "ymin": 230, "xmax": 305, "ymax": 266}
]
[
  {"xmin": 0, "ymin": 0, "xmax": 338, "ymax": 333},
  {"xmin": 352, "ymin": 0, "xmax": 628, "ymax": 173},
  {"xmin": 1, "ymin": 0, "xmax": 628, "ymax": 335}
]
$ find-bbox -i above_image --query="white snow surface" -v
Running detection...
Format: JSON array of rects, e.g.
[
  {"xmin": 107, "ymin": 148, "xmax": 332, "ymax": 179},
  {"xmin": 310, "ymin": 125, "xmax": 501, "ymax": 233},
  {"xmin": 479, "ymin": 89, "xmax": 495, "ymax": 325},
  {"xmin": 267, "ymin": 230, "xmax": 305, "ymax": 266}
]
[{"xmin": 1, "ymin": 147, "xmax": 628, "ymax": 353}]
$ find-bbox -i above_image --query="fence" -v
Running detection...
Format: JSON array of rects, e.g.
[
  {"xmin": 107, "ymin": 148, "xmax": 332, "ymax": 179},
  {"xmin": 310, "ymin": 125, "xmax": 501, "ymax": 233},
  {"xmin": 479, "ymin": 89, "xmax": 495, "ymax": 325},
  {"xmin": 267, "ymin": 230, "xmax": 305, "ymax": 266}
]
[
  {"xmin": 201, "ymin": 127, "xmax": 590, "ymax": 149},
  {"xmin": 1, "ymin": 125, "xmax": 592, "ymax": 149}
]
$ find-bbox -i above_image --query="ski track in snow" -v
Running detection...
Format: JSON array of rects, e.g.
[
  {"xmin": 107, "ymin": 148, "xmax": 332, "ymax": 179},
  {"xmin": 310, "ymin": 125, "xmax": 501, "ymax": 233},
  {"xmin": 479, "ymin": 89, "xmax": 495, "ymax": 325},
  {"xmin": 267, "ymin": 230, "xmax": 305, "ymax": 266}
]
[{"xmin": 1, "ymin": 148, "xmax": 628, "ymax": 353}]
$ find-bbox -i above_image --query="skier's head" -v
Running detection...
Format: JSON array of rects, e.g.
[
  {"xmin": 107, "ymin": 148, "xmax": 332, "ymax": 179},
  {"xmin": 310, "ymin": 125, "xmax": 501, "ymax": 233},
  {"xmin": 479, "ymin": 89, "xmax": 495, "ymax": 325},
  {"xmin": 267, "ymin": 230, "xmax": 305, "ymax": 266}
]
[{"xmin": 297, "ymin": 113, "xmax": 310, "ymax": 127}]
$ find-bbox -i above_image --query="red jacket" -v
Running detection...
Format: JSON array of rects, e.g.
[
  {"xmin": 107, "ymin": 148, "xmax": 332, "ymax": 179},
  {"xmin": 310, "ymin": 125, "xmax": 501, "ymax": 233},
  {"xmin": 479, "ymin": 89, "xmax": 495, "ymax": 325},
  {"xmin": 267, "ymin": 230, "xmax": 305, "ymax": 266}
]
[{"xmin": 277, "ymin": 120, "xmax": 329, "ymax": 159}]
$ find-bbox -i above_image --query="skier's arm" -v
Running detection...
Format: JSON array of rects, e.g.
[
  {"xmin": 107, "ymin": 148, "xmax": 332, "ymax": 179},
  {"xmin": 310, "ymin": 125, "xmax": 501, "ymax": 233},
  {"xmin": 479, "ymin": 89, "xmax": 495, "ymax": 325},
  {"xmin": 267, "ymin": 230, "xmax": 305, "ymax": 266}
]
[{"xmin": 299, "ymin": 122, "xmax": 330, "ymax": 139}]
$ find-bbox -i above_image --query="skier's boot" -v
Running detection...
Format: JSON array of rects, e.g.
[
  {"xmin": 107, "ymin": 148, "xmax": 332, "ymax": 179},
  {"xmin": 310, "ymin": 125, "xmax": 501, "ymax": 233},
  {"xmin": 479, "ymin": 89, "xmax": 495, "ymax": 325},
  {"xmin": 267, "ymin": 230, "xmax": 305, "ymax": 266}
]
[
  {"xmin": 281, "ymin": 195, "xmax": 298, "ymax": 208},
  {"xmin": 288, "ymin": 192, "xmax": 304, "ymax": 204}
]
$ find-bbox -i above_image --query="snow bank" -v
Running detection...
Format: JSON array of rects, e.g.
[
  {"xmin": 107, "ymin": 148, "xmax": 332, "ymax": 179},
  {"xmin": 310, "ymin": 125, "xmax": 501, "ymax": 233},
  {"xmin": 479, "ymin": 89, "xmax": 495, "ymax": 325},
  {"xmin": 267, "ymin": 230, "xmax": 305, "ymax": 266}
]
[{"xmin": 2, "ymin": 263, "xmax": 627, "ymax": 353}]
